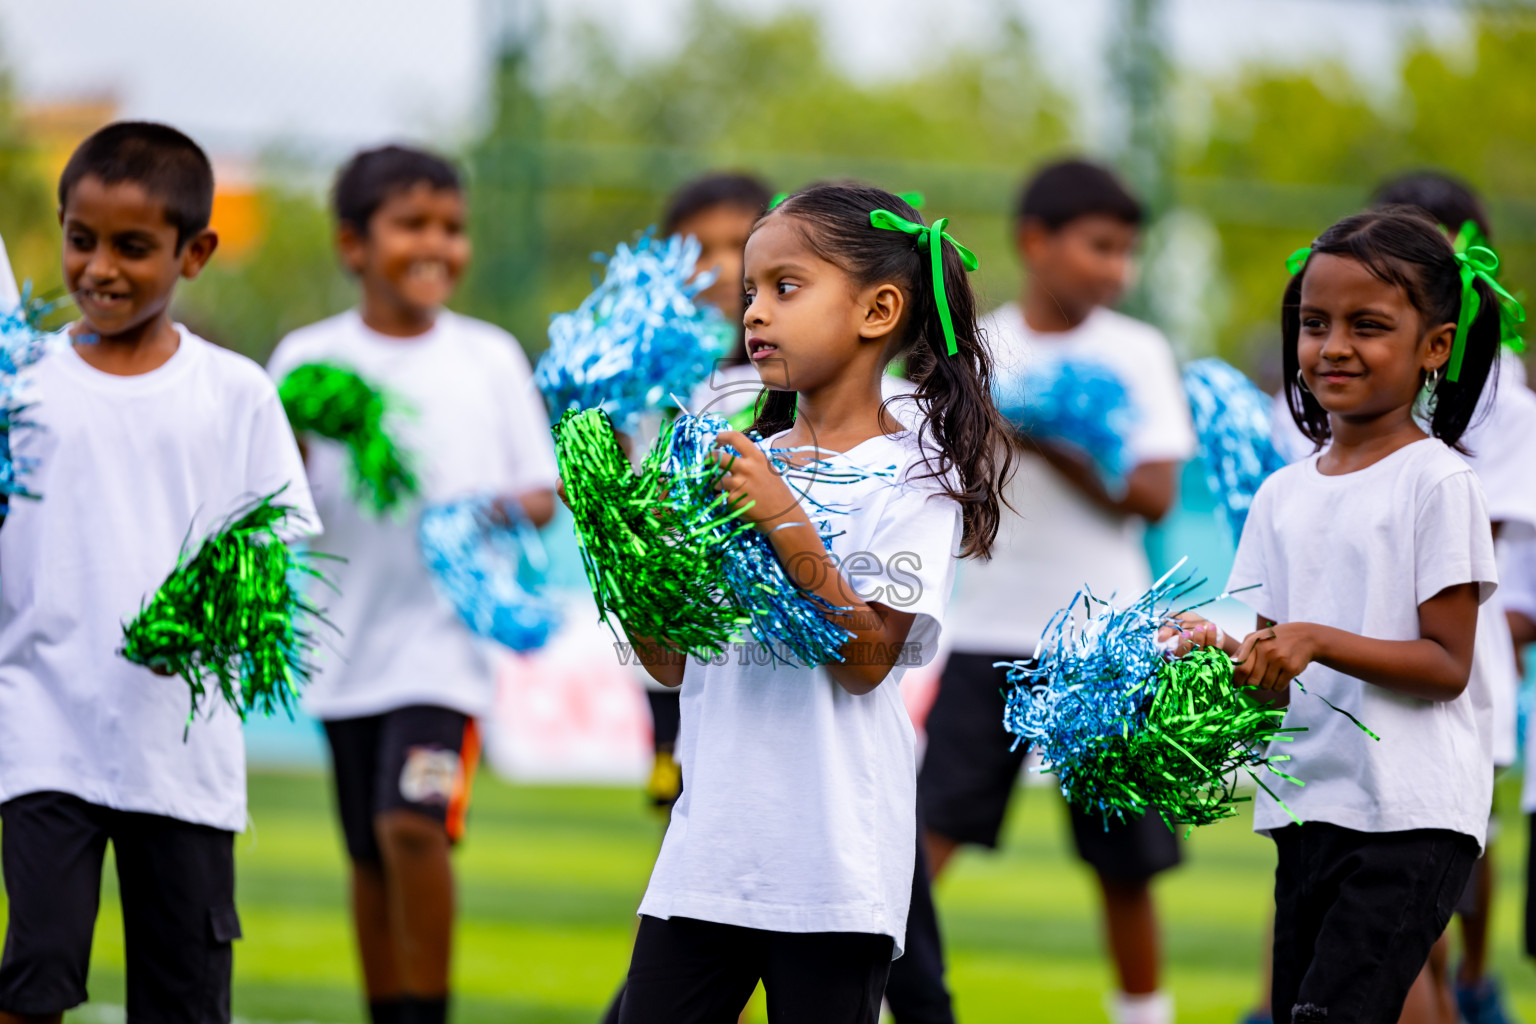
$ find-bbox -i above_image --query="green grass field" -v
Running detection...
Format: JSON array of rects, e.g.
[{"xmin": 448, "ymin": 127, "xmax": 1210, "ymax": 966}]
[{"xmin": 8, "ymin": 771, "xmax": 1536, "ymax": 1023}]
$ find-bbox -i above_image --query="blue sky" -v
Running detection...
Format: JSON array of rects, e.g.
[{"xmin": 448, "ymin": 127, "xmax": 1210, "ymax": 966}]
[{"xmin": 1, "ymin": 0, "xmax": 1463, "ymax": 159}]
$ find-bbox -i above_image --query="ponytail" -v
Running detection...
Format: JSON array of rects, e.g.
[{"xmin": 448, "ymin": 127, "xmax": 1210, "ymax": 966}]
[{"xmin": 757, "ymin": 184, "xmax": 1016, "ymax": 557}]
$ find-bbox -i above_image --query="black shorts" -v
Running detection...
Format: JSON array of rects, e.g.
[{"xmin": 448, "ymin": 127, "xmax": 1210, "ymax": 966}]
[
  {"xmin": 323, "ymin": 704, "xmax": 481, "ymax": 864},
  {"xmin": 618, "ymin": 916, "xmax": 892, "ymax": 1024},
  {"xmin": 1271, "ymin": 822, "xmax": 1477, "ymax": 1024},
  {"xmin": 0, "ymin": 791, "xmax": 239, "ymax": 1020},
  {"xmin": 647, "ymin": 689, "xmax": 682, "ymax": 751},
  {"xmin": 918, "ymin": 650, "xmax": 1182, "ymax": 881}
]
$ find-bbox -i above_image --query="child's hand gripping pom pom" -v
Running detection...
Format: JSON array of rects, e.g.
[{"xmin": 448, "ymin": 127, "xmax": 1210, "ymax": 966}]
[
  {"xmin": 554, "ymin": 406, "xmax": 748, "ymax": 658},
  {"xmin": 665, "ymin": 413, "xmax": 855, "ymax": 666},
  {"xmin": 555, "ymin": 408, "xmax": 894, "ymax": 664},
  {"xmin": 536, "ymin": 233, "xmax": 731, "ymax": 433},
  {"xmin": 278, "ymin": 362, "xmax": 419, "ymax": 515},
  {"xmin": 1183, "ymin": 358, "xmax": 1288, "ymax": 542},
  {"xmin": 1002, "ymin": 566, "xmax": 1303, "ymax": 829},
  {"xmin": 120, "ymin": 491, "xmax": 336, "ymax": 725},
  {"xmin": 995, "ymin": 356, "xmax": 1136, "ymax": 487},
  {"xmin": 419, "ymin": 495, "xmax": 561, "ymax": 652}
]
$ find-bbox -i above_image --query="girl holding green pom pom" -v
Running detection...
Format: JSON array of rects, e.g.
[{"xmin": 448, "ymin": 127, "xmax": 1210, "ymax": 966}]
[
  {"xmin": 1175, "ymin": 208, "xmax": 1512, "ymax": 1024},
  {"xmin": 610, "ymin": 184, "xmax": 1015, "ymax": 1024}
]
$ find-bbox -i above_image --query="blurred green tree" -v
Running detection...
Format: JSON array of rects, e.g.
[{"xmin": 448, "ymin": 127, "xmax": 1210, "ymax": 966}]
[
  {"xmin": 464, "ymin": 0, "xmax": 1077, "ymax": 348},
  {"xmin": 174, "ymin": 182, "xmax": 351, "ymax": 361},
  {"xmin": 1178, "ymin": 14, "xmax": 1536, "ymax": 369}
]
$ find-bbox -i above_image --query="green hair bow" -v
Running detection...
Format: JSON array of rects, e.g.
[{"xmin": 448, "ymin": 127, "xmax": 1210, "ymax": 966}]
[
  {"xmin": 1451, "ymin": 220, "xmax": 1526, "ymax": 357},
  {"xmin": 1448, "ymin": 244, "xmax": 1524, "ymax": 382},
  {"xmin": 1285, "ymin": 238, "xmax": 1526, "ymax": 383},
  {"xmin": 869, "ymin": 208, "xmax": 979, "ymax": 356}
]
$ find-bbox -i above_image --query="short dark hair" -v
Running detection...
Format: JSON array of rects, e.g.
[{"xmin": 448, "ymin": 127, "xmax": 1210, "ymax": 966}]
[
  {"xmin": 662, "ymin": 172, "xmax": 773, "ymax": 235},
  {"xmin": 333, "ymin": 145, "xmax": 462, "ymax": 234},
  {"xmin": 1282, "ymin": 206, "xmax": 1500, "ymax": 452},
  {"xmin": 57, "ymin": 121, "xmax": 214, "ymax": 249},
  {"xmin": 1372, "ymin": 170, "xmax": 1492, "ymax": 242},
  {"xmin": 1015, "ymin": 159, "xmax": 1143, "ymax": 230}
]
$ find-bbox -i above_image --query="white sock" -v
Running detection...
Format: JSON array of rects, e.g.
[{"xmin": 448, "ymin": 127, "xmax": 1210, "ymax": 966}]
[{"xmin": 1109, "ymin": 990, "xmax": 1174, "ymax": 1024}]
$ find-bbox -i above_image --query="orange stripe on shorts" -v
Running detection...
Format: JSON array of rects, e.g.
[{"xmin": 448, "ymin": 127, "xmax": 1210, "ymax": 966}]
[{"xmin": 446, "ymin": 718, "xmax": 481, "ymax": 843}]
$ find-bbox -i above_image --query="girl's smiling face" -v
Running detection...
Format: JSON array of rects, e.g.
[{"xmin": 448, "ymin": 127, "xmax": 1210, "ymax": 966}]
[
  {"xmin": 1297, "ymin": 252, "xmax": 1455, "ymax": 429},
  {"xmin": 740, "ymin": 215, "xmax": 903, "ymax": 391}
]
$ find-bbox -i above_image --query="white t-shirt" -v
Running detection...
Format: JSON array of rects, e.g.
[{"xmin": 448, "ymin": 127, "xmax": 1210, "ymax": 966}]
[
  {"xmin": 267, "ymin": 310, "xmax": 558, "ymax": 721},
  {"xmin": 947, "ymin": 304, "xmax": 1195, "ymax": 654},
  {"xmin": 1271, "ymin": 353, "xmax": 1536, "ymax": 766},
  {"xmin": 0, "ymin": 327, "xmax": 318, "ymax": 831},
  {"xmin": 638, "ymin": 431, "xmax": 962, "ymax": 956},
  {"xmin": 1227, "ymin": 439, "xmax": 1498, "ymax": 847}
]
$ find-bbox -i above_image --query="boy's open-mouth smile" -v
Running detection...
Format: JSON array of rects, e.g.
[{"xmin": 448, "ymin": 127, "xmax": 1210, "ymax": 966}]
[
  {"xmin": 404, "ymin": 260, "xmax": 449, "ymax": 285},
  {"xmin": 746, "ymin": 337, "xmax": 779, "ymax": 361},
  {"xmin": 78, "ymin": 288, "xmax": 131, "ymax": 310}
]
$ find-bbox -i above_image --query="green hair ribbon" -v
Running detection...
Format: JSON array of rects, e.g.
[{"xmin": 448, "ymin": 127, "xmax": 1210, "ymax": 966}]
[
  {"xmin": 869, "ymin": 209, "xmax": 979, "ymax": 356},
  {"xmin": 1451, "ymin": 221, "xmax": 1526, "ymax": 357},
  {"xmin": 1448, "ymin": 244, "xmax": 1523, "ymax": 382},
  {"xmin": 1287, "ymin": 237, "xmax": 1525, "ymax": 381}
]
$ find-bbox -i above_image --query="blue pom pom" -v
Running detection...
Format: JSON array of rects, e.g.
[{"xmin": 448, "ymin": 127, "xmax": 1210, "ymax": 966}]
[
  {"xmin": 1001, "ymin": 573, "xmax": 1182, "ymax": 804},
  {"xmin": 1182, "ymin": 358, "xmax": 1286, "ymax": 541},
  {"xmin": 663, "ymin": 413, "xmax": 857, "ymax": 665},
  {"xmin": 0, "ymin": 295, "xmax": 69, "ymax": 501},
  {"xmin": 995, "ymin": 357, "xmax": 1135, "ymax": 484},
  {"xmin": 536, "ymin": 233, "xmax": 731, "ymax": 433},
  {"xmin": 419, "ymin": 496, "xmax": 561, "ymax": 652}
]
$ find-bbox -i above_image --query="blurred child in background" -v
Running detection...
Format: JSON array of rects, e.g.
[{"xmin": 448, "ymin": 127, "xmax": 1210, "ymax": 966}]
[
  {"xmin": 268, "ymin": 145, "xmax": 557, "ymax": 1024},
  {"xmin": 918, "ymin": 159, "xmax": 1195, "ymax": 1024}
]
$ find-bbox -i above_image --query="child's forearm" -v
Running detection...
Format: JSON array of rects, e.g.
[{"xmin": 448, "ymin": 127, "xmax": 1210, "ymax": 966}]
[
  {"xmin": 763, "ymin": 511, "xmax": 915, "ymax": 695},
  {"xmin": 1302, "ymin": 625, "xmax": 1470, "ymax": 702},
  {"xmin": 1033, "ymin": 442, "xmax": 1178, "ymax": 523},
  {"xmin": 625, "ymin": 630, "xmax": 688, "ymax": 688}
]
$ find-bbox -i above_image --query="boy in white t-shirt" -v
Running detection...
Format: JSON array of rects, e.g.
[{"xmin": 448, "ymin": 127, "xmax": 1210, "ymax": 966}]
[
  {"xmin": 0, "ymin": 122, "xmax": 317, "ymax": 1022},
  {"xmin": 267, "ymin": 146, "xmax": 557, "ymax": 1024},
  {"xmin": 916, "ymin": 160, "xmax": 1194, "ymax": 1024}
]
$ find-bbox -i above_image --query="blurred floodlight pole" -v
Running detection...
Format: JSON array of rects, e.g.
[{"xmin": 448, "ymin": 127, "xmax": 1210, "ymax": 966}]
[
  {"xmin": 1109, "ymin": 0, "xmax": 1172, "ymax": 327},
  {"xmin": 470, "ymin": 0, "xmax": 546, "ymax": 344}
]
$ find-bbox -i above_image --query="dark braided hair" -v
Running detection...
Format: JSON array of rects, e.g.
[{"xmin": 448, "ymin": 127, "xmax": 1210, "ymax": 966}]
[{"xmin": 750, "ymin": 183, "xmax": 1016, "ymax": 558}]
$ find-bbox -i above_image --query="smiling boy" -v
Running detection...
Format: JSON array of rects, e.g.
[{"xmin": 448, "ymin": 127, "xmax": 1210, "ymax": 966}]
[
  {"xmin": 0, "ymin": 121, "xmax": 317, "ymax": 1024},
  {"xmin": 267, "ymin": 145, "xmax": 557, "ymax": 1024}
]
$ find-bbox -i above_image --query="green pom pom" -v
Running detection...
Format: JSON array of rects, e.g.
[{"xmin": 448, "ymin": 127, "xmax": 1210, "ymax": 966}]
[
  {"xmin": 278, "ymin": 362, "xmax": 418, "ymax": 514},
  {"xmin": 1075, "ymin": 647, "xmax": 1298, "ymax": 830},
  {"xmin": 121, "ymin": 491, "xmax": 336, "ymax": 724},
  {"xmin": 554, "ymin": 407, "xmax": 748, "ymax": 657}
]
